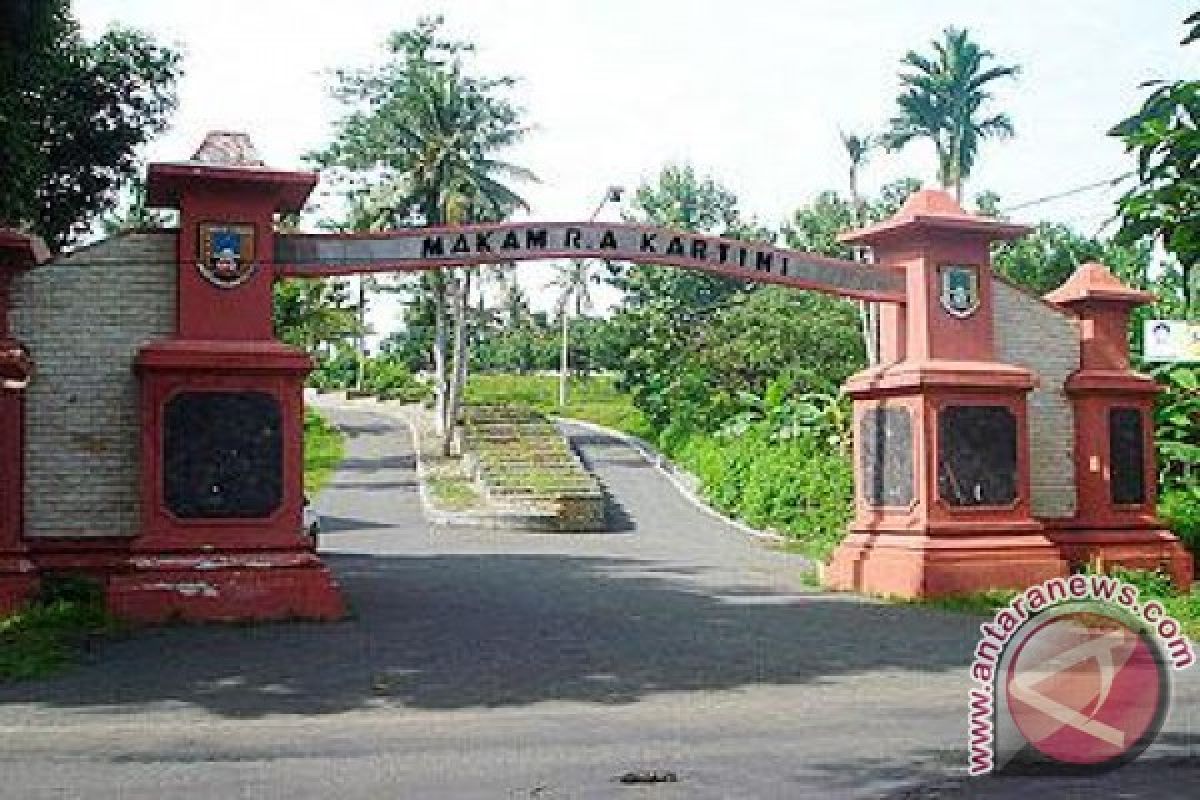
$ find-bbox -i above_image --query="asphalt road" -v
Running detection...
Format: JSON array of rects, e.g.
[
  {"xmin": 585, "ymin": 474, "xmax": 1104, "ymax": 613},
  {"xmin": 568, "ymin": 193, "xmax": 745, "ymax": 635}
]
[{"xmin": 0, "ymin": 409, "xmax": 1196, "ymax": 799}]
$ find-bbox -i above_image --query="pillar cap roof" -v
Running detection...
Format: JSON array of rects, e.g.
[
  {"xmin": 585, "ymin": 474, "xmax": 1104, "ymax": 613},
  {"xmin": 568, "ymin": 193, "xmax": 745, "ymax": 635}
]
[
  {"xmin": 839, "ymin": 188, "xmax": 1029, "ymax": 246},
  {"xmin": 146, "ymin": 131, "xmax": 316, "ymax": 212},
  {"xmin": 191, "ymin": 131, "xmax": 265, "ymax": 166},
  {"xmin": 1043, "ymin": 262, "xmax": 1155, "ymax": 308}
]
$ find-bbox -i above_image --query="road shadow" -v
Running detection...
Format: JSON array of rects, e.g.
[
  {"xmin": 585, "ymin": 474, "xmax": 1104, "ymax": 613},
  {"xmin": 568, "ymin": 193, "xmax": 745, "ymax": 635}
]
[
  {"xmin": 799, "ymin": 730, "xmax": 1200, "ymax": 798},
  {"xmin": 336, "ymin": 454, "xmax": 416, "ymax": 472},
  {"xmin": 0, "ymin": 551, "xmax": 980, "ymax": 719},
  {"xmin": 317, "ymin": 514, "xmax": 396, "ymax": 534},
  {"xmin": 561, "ymin": 425, "xmax": 639, "ymax": 533},
  {"xmin": 336, "ymin": 419, "xmax": 396, "ymax": 437},
  {"xmin": 325, "ymin": 479, "xmax": 417, "ymax": 491}
]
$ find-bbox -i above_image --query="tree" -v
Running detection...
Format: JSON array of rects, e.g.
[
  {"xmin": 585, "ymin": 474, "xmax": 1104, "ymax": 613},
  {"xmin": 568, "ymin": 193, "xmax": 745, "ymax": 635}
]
[
  {"xmin": 272, "ymin": 278, "xmax": 360, "ymax": 357},
  {"xmin": 547, "ymin": 260, "xmax": 596, "ymax": 406},
  {"xmin": 606, "ymin": 166, "xmax": 772, "ymax": 445},
  {"xmin": 498, "ymin": 274, "xmax": 532, "ymax": 330},
  {"xmin": 1109, "ymin": 11, "xmax": 1200, "ymax": 317},
  {"xmin": 0, "ymin": 0, "xmax": 181, "ymax": 250},
  {"xmin": 609, "ymin": 164, "xmax": 753, "ymax": 312},
  {"xmin": 992, "ymin": 222, "xmax": 1153, "ymax": 297},
  {"xmin": 784, "ymin": 178, "xmax": 922, "ymax": 259},
  {"xmin": 839, "ymin": 130, "xmax": 876, "ymax": 225},
  {"xmin": 883, "ymin": 27, "xmax": 1019, "ymax": 202},
  {"xmin": 312, "ymin": 17, "xmax": 534, "ymax": 452},
  {"xmin": 838, "ymin": 130, "xmax": 880, "ymax": 362},
  {"xmin": 101, "ymin": 175, "xmax": 175, "ymax": 235}
]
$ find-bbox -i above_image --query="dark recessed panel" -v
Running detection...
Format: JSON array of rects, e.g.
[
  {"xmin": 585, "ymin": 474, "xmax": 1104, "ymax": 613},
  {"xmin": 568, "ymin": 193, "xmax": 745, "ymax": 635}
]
[
  {"xmin": 164, "ymin": 391, "xmax": 283, "ymax": 518},
  {"xmin": 1109, "ymin": 407, "xmax": 1146, "ymax": 506},
  {"xmin": 937, "ymin": 405, "xmax": 1017, "ymax": 507},
  {"xmin": 860, "ymin": 407, "xmax": 914, "ymax": 507}
]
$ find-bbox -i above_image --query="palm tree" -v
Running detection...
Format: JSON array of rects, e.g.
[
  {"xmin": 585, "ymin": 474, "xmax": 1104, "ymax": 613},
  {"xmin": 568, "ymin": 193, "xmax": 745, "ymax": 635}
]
[
  {"xmin": 839, "ymin": 130, "xmax": 875, "ymax": 225},
  {"xmin": 548, "ymin": 259, "xmax": 596, "ymax": 406},
  {"xmin": 396, "ymin": 69, "xmax": 534, "ymax": 452},
  {"xmin": 883, "ymin": 28, "xmax": 1019, "ymax": 202},
  {"xmin": 838, "ymin": 130, "xmax": 880, "ymax": 365},
  {"xmin": 321, "ymin": 56, "xmax": 535, "ymax": 452}
]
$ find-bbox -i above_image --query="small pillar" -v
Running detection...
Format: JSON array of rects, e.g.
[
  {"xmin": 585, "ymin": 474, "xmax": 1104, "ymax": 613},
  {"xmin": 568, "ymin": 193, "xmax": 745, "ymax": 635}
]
[
  {"xmin": 825, "ymin": 191, "xmax": 1068, "ymax": 597},
  {"xmin": 0, "ymin": 230, "xmax": 50, "ymax": 613},
  {"xmin": 1043, "ymin": 263, "xmax": 1193, "ymax": 587},
  {"xmin": 107, "ymin": 133, "xmax": 344, "ymax": 622}
]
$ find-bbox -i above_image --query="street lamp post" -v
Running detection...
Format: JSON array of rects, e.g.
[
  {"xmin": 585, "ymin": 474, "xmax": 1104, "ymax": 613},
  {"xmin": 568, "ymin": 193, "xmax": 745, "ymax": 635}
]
[{"xmin": 559, "ymin": 185, "xmax": 625, "ymax": 407}]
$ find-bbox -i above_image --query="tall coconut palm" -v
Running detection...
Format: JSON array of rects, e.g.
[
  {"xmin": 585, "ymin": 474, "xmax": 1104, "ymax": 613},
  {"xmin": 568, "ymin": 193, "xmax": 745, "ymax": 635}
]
[
  {"xmin": 399, "ymin": 69, "xmax": 533, "ymax": 452},
  {"xmin": 548, "ymin": 259, "xmax": 596, "ymax": 406},
  {"xmin": 883, "ymin": 28, "xmax": 1019, "ymax": 202},
  {"xmin": 317, "ymin": 37, "xmax": 536, "ymax": 452}
]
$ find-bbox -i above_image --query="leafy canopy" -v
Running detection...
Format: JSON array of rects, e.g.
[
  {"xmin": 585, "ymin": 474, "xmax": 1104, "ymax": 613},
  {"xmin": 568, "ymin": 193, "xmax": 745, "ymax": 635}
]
[
  {"xmin": 993, "ymin": 222, "xmax": 1153, "ymax": 297},
  {"xmin": 0, "ymin": 0, "xmax": 181, "ymax": 250},
  {"xmin": 606, "ymin": 166, "xmax": 869, "ymax": 449},
  {"xmin": 1109, "ymin": 11, "xmax": 1200, "ymax": 317},
  {"xmin": 309, "ymin": 16, "xmax": 534, "ymax": 227}
]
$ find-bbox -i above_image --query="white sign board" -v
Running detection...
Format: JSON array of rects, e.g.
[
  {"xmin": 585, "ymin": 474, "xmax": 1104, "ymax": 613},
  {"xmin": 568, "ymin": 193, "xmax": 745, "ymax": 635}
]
[{"xmin": 1144, "ymin": 319, "xmax": 1200, "ymax": 362}]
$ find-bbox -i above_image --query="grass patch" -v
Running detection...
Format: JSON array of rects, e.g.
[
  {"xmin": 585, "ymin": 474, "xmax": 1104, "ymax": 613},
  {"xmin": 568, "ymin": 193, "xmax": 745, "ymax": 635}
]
[
  {"xmin": 304, "ymin": 408, "xmax": 345, "ymax": 496},
  {"xmin": 465, "ymin": 374, "xmax": 653, "ymax": 440},
  {"xmin": 1163, "ymin": 592, "xmax": 1200, "ymax": 640},
  {"xmin": 915, "ymin": 589, "xmax": 1020, "ymax": 616},
  {"xmin": 797, "ymin": 565, "xmax": 822, "ymax": 588},
  {"xmin": 426, "ymin": 471, "xmax": 482, "ymax": 511},
  {"xmin": 906, "ymin": 570, "xmax": 1200, "ymax": 640},
  {"xmin": 0, "ymin": 577, "xmax": 119, "ymax": 683}
]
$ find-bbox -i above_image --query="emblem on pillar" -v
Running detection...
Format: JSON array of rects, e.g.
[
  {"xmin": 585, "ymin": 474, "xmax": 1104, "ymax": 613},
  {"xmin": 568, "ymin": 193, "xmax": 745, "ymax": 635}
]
[
  {"xmin": 197, "ymin": 223, "xmax": 256, "ymax": 288},
  {"xmin": 939, "ymin": 264, "xmax": 981, "ymax": 318}
]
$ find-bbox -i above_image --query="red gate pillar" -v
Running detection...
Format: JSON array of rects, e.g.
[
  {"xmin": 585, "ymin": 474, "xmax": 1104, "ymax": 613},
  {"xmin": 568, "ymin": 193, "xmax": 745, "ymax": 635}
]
[
  {"xmin": 107, "ymin": 133, "xmax": 344, "ymax": 622},
  {"xmin": 1043, "ymin": 263, "xmax": 1193, "ymax": 586},
  {"xmin": 825, "ymin": 191, "xmax": 1068, "ymax": 597},
  {"xmin": 0, "ymin": 230, "xmax": 49, "ymax": 613}
]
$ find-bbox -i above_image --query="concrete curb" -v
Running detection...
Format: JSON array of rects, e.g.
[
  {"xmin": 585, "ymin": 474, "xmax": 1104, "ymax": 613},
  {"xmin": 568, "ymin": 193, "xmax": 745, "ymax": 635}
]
[{"xmin": 551, "ymin": 416, "xmax": 788, "ymax": 545}]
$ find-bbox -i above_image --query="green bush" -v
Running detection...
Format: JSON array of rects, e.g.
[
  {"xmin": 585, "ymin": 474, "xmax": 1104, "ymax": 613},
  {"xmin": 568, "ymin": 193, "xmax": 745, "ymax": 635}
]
[
  {"xmin": 1150, "ymin": 364, "xmax": 1199, "ymax": 493},
  {"xmin": 363, "ymin": 356, "xmax": 428, "ymax": 401},
  {"xmin": 1160, "ymin": 487, "xmax": 1200, "ymax": 558},
  {"xmin": 308, "ymin": 347, "xmax": 358, "ymax": 390},
  {"xmin": 675, "ymin": 427, "xmax": 853, "ymax": 561},
  {"xmin": 303, "ymin": 409, "xmax": 345, "ymax": 495},
  {"xmin": 1, "ymin": 576, "xmax": 115, "ymax": 682},
  {"xmin": 472, "ymin": 327, "xmax": 559, "ymax": 373}
]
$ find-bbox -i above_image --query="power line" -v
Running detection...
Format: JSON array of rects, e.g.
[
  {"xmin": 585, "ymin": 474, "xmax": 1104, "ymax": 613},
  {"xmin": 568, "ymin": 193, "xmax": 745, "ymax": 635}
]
[{"xmin": 999, "ymin": 172, "xmax": 1134, "ymax": 214}]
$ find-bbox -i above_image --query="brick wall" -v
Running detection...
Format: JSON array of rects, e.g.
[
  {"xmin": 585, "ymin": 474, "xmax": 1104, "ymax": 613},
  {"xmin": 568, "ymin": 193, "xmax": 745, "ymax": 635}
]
[
  {"xmin": 9, "ymin": 232, "xmax": 177, "ymax": 537},
  {"xmin": 992, "ymin": 277, "xmax": 1079, "ymax": 519}
]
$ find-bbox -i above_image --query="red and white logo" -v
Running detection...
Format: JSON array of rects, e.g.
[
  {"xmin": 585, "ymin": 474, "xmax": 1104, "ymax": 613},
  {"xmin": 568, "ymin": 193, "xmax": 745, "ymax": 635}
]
[{"xmin": 1004, "ymin": 609, "xmax": 1167, "ymax": 768}]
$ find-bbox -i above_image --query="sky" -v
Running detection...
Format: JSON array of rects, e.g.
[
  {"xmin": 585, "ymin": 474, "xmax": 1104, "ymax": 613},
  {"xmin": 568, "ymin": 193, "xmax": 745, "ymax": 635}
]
[{"xmin": 76, "ymin": 0, "xmax": 1199, "ymax": 340}]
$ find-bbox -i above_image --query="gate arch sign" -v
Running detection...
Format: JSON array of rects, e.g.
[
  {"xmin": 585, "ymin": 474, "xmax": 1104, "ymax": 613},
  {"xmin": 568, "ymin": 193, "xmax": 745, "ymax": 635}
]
[
  {"xmin": 275, "ymin": 223, "xmax": 904, "ymax": 304},
  {"xmin": 0, "ymin": 131, "xmax": 1190, "ymax": 623}
]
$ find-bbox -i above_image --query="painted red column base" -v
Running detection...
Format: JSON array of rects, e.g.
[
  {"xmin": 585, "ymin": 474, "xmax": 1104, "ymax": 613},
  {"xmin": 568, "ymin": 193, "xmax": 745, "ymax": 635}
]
[
  {"xmin": 825, "ymin": 529, "xmax": 1069, "ymax": 598},
  {"xmin": 106, "ymin": 551, "xmax": 345, "ymax": 623},
  {"xmin": 1044, "ymin": 526, "xmax": 1194, "ymax": 589},
  {"xmin": 0, "ymin": 555, "xmax": 39, "ymax": 615}
]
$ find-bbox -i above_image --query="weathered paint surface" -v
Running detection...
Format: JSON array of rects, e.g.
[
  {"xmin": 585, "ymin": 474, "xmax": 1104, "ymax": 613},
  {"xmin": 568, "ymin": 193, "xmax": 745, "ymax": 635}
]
[{"xmin": 276, "ymin": 222, "xmax": 905, "ymax": 304}]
